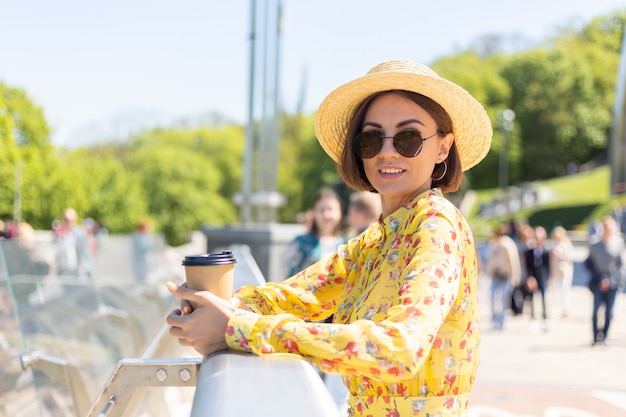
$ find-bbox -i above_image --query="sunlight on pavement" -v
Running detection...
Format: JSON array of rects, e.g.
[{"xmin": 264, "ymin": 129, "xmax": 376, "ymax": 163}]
[{"xmin": 470, "ymin": 405, "xmax": 602, "ymax": 417}]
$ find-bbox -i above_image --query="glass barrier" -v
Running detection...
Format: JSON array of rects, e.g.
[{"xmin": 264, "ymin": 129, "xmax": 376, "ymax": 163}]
[{"xmin": 0, "ymin": 232, "xmax": 199, "ymax": 417}]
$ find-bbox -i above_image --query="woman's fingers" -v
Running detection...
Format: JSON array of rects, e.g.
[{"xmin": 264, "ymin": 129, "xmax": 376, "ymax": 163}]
[
  {"xmin": 165, "ymin": 281, "xmax": 234, "ymax": 355},
  {"xmin": 166, "ymin": 281, "xmax": 209, "ymax": 308},
  {"xmin": 166, "ymin": 308, "xmax": 186, "ymax": 331}
]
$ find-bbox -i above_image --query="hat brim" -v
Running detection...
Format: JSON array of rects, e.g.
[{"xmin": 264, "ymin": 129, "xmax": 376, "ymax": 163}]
[{"xmin": 314, "ymin": 66, "xmax": 493, "ymax": 171}]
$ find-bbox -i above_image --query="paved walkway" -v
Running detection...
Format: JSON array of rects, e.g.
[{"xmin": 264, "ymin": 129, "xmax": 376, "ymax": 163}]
[{"xmin": 470, "ymin": 275, "xmax": 626, "ymax": 417}]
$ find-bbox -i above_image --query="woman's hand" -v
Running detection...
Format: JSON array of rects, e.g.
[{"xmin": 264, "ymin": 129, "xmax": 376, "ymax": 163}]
[
  {"xmin": 177, "ymin": 282, "xmax": 194, "ymax": 315},
  {"xmin": 166, "ymin": 281, "xmax": 236, "ymax": 356}
]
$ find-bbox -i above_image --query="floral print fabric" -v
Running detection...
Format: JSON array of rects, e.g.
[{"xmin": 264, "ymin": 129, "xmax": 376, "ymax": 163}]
[{"xmin": 225, "ymin": 188, "xmax": 480, "ymax": 416}]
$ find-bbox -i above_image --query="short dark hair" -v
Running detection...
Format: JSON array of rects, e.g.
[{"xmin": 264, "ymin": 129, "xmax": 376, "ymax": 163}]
[{"xmin": 337, "ymin": 90, "xmax": 463, "ymax": 193}]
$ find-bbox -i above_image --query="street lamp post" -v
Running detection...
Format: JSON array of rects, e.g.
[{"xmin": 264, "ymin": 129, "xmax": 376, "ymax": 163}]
[{"xmin": 498, "ymin": 109, "xmax": 515, "ymax": 213}]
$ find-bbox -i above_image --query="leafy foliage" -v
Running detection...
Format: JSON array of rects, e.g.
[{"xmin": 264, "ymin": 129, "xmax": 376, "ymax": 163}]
[
  {"xmin": 0, "ymin": 82, "xmax": 53, "ymax": 223},
  {"xmin": 277, "ymin": 113, "xmax": 341, "ymax": 222},
  {"xmin": 432, "ymin": 53, "xmax": 517, "ymax": 188},
  {"xmin": 126, "ymin": 127, "xmax": 240, "ymax": 245},
  {"xmin": 433, "ymin": 9, "xmax": 624, "ymax": 185},
  {"xmin": 501, "ymin": 47, "xmax": 611, "ymax": 179}
]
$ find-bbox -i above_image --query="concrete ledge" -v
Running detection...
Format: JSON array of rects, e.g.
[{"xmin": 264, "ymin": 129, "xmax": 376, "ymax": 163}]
[{"xmin": 191, "ymin": 351, "xmax": 339, "ymax": 417}]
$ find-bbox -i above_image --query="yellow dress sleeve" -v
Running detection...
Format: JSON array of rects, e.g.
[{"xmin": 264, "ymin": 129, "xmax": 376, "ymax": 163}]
[
  {"xmin": 226, "ymin": 205, "xmax": 466, "ymax": 382},
  {"xmin": 232, "ymin": 245, "xmax": 351, "ymax": 321}
]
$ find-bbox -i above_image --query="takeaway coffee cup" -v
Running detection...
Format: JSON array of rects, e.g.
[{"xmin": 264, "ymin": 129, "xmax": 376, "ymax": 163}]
[{"xmin": 182, "ymin": 250, "xmax": 237, "ymax": 301}]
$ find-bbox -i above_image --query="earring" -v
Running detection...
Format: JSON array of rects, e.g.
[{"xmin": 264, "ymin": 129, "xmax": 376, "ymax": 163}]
[{"xmin": 433, "ymin": 160, "xmax": 447, "ymax": 181}]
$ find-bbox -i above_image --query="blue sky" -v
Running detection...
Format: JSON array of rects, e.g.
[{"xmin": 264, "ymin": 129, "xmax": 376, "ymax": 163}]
[{"xmin": 1, "ymin": 1, "xmax": 625, "ymax": 147}]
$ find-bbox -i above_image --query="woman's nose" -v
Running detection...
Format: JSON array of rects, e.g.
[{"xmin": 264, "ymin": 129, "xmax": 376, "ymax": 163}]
[{"xmin": 378, "ymin": 136, "xmax": 399, "ymax": 157}]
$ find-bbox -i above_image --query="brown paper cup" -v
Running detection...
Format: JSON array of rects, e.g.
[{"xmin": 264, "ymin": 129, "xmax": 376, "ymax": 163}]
[{"xmin": 182, "ymin": 251, "xmax": 236, "ymax": 304}]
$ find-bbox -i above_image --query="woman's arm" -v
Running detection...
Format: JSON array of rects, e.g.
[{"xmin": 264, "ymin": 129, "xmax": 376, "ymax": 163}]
[
  {"xmin": 234, "ymin": 237, "xmax": 357, "ymax": 319},
  {"xmin": 226, "ymin": 213, "xmax": 466, "ymax": 382},
  {"xmin": 166, "ymin": 237, "xmax": 359, "ymax": 357}
]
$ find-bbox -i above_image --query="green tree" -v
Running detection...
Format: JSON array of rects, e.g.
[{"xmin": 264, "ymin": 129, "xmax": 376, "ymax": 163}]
[
  {"xmin": 128, "ymin": 129, "xmax": 239, "ymax": 245},
  {"xmin": 63, "ymin": 147, "xmax": 149, "ymax": 232},
  {"xmin": 432, "ymin": 53, "xmax": 515, "ymax": 189},
  {"xmin": 558, "ymin": 9, "xmax": 625, "ymax": 123},
  {"xmin": 277, "ymin": 112, "xmax": 341, "ymax": 222},
  {"xmin": 578, "ymin": 8, "xmax": 626, "ymax": 54},
  {"xmin": 0, "ymin": 82, "xmax": 54, "ymax": 227},
  {"xmin": 501, "ymin": 47, "xmax": 611, "ymax": 180}
]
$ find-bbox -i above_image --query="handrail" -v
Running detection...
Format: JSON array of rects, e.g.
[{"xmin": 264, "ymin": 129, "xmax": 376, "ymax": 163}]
[
  {"xmin": 6, "ymin": 352, "xmax": 93, "ymax": 417},
  {"xmin": 190, "ymin": 351, "xmax": 339, "ymax": 417}
]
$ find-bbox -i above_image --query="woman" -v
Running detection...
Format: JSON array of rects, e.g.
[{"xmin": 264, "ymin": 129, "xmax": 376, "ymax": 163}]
[
  {"xmin": 167, "ymin": 60, "xmax": 492, "ymax": 416},
  {"xmin": 286, "ymin": 188, "xmax": 346, "ymax": 277},
  {"xmin": 549, "ymin": 226, "xmax": 574, "ymax": 318}
]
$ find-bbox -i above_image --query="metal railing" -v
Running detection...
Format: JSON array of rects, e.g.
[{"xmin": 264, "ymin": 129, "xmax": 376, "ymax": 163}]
[
  {"xmin": 85, "ymin": 357, "xmax": 201, "ymax": 417},
  {"xmin": 5, "ymin": 352, "xmax": 93, "ymax": 417}
]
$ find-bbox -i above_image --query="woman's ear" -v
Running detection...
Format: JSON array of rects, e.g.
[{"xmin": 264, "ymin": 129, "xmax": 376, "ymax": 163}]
[{"xmin": 438, "ymin": 133, "xmax": 454, "ymax": 162}]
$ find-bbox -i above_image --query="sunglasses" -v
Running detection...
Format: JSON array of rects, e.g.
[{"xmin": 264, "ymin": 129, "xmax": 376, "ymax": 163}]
[{"xmin": 353, "ymin": 130, "xmax": 440, "ymax": 159}]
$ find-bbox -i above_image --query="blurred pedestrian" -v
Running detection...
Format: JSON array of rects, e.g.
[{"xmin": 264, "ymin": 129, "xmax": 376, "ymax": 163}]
[
  {"xmin": 585, "ymin": 216, "xmax": 625, "ymax": 345},
  {"xmin": 345, "ymin": 190, "xmax": 382, "ymax": 237},
  {"xmin": 548, "ymin": 226, "xmax": 574, "ymax": 318},
  {"xmin": 1, "ymin": 221, "xmax": 50, "ymax": 277},
  {"xmin": 514, "ymin": 222, "xmax": 533, "ymax": 276},
  {"xmin": 524, "ymin": 226, "xmax": 551, "ymax": 330},
  {"xmin": 52, "ymin": 208, "xmax": 93, "ymax": 279},
  {"xmin": 132, "ymin": 219, "xmax": 157, "ymax": 281},
  {"xmin": 485, "ymin": 223, "xmax": 521, "ymax": 330},
  {"xmin": 285, "ymin": 188, "xmax": 346, "ymax": 278},
  {"xmin": 0, "ymin": 215, "xmax": 17, "ymax": 239}
]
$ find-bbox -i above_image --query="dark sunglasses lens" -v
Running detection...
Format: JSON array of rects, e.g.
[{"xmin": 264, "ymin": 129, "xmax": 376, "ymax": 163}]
[
  {"xmin": 394, "ymin": 131, "xmax": 424, "ymax": 157},
  {"xmin": 355, "ymin": 132, "xmax": 382, "ymax": 158}
]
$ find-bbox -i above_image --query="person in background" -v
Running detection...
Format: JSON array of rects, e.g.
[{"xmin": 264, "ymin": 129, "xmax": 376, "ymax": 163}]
[
  {"xmin": 1, "ymin": 221, "xmax": 50, "ymax": 277},
  {"xmin": 166, "ymin": 60, "xmax": 492, "ymax": 416},
  {"xmin": 514, "ymin": 222, "xmax": 533, "ymax": 274},
  {"xmin": 0, "ymin": 215, "xmax": 17, "ymax": 239},
  {"xmin": 524, "ymin": 226, "xmax": 551, "ymax": 331},
  {"xmin": 52, "ymin": 208, "xmax": 92, "ymax": 279},
  {"xmin": 132, "ymin": 219, "xmax": 157, "ymax": 281},
  {"xmin": 485, "ymin": 223, "xmax": 521, "ymax": 330},
  {"xmin": 585, "ymin": 216, "xmax": 625, "ymax": 346},
  {"xmin": 285, "ymin": 188, "xmax": 346, "ymax": 278},
  {"xmin": 548, "ymin": 226, "xmax": 574, "ymax": 318},
  {"xmin": 345, "ymin": 191, "xmax": 382, "ymax": 238}
]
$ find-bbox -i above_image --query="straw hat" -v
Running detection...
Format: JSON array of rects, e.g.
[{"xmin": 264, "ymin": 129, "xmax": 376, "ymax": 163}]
[{"xmin": 314, "ymin": 60, "xmax": 493, "ymax": 171}]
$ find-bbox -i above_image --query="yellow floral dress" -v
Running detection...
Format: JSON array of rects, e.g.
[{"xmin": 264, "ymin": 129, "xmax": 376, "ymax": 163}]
[{"xmin": 225, "ymin": 188, "xmax": 480, "ymax": 417}]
